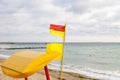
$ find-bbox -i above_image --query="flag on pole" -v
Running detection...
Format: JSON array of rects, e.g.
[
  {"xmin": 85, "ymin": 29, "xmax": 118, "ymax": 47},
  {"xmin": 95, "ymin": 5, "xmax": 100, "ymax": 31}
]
[
  {"xmin": 50, "ymin": 24, "xmax": 65, "ymax": 38},
  {"xmin": 50, "ymin": 24, "xmax": 66, "ymax": 80}
]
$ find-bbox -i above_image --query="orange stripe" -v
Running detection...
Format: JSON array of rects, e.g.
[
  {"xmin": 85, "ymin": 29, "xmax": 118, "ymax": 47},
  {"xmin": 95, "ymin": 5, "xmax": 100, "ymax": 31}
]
[{"xmin": 50, "ymin": 24, "xmax": 65, "ymax": 32}]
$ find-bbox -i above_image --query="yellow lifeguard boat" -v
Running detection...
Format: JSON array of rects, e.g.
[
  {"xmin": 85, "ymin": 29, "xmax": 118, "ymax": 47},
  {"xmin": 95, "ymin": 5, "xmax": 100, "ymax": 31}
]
[{"xmin": 1, "ymin": 43, "xmax": 63, "ymax": 78}]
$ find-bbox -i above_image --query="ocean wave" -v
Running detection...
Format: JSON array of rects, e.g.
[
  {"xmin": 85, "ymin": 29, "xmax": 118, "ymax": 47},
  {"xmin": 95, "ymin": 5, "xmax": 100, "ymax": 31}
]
[
  {"xmin": 0, "ymin": 54, "xmax": 9, "ymax": 59},
  {"xmin": 48, "ymin": 63, "xmax": 120, "ymax": 80}
]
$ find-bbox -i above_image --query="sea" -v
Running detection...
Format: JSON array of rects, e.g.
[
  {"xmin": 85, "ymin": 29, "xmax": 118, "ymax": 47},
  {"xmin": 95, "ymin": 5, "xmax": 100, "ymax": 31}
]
[{"xmin": 0, "ymin": 42, "xmax": 120, "ymax": 80}]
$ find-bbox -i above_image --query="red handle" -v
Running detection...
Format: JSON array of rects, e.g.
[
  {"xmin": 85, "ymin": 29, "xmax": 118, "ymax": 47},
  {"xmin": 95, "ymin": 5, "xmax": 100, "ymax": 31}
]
[
  {"xmin": 44, "ymin": 65, "xmax": 50, "ymax": 80},
  {"xmin": 25, "ymin": 77, "xmax": 28, "ymax": 80}
]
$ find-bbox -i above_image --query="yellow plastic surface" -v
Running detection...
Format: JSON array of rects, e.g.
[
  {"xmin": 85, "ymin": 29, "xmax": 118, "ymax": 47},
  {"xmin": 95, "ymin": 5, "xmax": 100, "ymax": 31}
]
[
  {"xmin": 1, "ymin": 43, "xmax": 63, "ymax": 78},
  {"xmin": 46, "ymin": 43, "xmax": 63, "ymax": 60}
]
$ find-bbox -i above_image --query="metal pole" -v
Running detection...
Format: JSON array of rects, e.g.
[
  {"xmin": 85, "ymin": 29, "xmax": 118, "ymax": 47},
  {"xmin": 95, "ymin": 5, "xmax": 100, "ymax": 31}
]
[
  {"xmin": 44, "ymin": 65, "xmax": 50, "ymax": 80},
  {"xmin": 60, "ymin": 24, "xmax": 66, "ymax": 80}
]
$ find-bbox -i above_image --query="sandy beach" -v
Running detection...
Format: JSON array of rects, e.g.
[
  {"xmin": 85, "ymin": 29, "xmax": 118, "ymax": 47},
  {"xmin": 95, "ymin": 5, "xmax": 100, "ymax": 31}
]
[{"xmin": 0, "ymin": 59, "xmax": 98, "ymax": 80}]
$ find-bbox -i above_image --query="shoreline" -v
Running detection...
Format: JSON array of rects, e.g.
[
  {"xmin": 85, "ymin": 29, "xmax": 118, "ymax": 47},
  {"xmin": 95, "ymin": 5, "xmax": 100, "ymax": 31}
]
[
  {"xmin": 0, "ymin": 59, "xmax": 99, "ymax": 80},
  {"xmin": 48, "ymin": 69, "xmax": 99, "ymax": 80}
]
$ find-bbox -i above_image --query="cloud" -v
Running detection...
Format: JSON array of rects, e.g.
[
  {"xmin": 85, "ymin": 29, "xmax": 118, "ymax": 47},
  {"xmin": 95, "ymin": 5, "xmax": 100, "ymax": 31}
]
[
  {"xmin": 53, "ymin": 0, "xmax": 120, "ymax": 14},
  {"xmin": 0, "ymin": 0, "xmax": 120, "ymax": 42},
  {"xmin": 65, "ymin": 1, "xmax": 120, "ymax": 35},
  {"xmin": 53, "ymin": 0, "xmax": 90, "ymax": 14}
]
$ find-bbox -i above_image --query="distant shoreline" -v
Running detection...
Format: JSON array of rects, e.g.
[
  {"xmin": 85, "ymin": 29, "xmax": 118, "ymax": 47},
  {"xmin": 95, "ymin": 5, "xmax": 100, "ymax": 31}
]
[
  {"xmin": 1, "ymin": 42, "xmax": 120, "ymax": 44},
  {"xmin": 0, "ymin": 47, "xmax": 46, "ymax": 50}
]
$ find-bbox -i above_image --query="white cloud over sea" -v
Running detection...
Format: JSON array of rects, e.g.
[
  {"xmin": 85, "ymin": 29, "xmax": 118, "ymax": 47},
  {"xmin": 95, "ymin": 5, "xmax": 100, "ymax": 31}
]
[{"xmin": 0, "ymin": 0, "xmax": 120, "ymax": 42}]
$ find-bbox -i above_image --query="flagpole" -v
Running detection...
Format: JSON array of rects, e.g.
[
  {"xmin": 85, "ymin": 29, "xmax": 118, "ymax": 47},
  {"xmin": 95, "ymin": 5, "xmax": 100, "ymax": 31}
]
[{"xmin": 60, "ymin": 24, "xmax": 66, "ymax": 80}]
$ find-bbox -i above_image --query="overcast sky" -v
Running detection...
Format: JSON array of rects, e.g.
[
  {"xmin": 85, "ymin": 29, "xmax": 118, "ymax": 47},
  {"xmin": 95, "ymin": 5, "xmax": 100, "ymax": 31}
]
[{"xmin": 0, "ymin": 0, "xmax": 120, "ymax": 42}]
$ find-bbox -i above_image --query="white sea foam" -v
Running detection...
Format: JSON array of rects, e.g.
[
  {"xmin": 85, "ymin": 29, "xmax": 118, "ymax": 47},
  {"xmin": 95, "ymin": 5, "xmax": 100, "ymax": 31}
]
[
  {"xmin": 0, "ymin": 54, "xmax": 9, "ymax": 60},
  {"xmin": 48, "ymin": 63, "xmax": 120, "ymax": 80}
]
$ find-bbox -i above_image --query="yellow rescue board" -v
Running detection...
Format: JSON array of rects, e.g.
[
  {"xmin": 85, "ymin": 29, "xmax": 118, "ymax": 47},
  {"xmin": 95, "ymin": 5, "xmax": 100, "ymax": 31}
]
[{"xmin": 1, "ymin": 50, "xmax": 59, "ymax": 78}]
